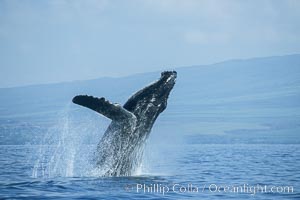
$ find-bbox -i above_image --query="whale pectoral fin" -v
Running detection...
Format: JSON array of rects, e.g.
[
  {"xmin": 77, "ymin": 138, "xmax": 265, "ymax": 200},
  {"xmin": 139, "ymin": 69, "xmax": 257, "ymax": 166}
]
[{"xmin": 72, "ymin": 95, "xmax": 136, "ymax": 121}]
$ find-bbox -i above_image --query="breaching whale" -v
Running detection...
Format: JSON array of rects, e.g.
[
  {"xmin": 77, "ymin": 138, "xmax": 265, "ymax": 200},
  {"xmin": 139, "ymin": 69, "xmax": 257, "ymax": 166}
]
[{"xmin": 72, "ymin": 71, "xmax": 177, "ymax": 176}]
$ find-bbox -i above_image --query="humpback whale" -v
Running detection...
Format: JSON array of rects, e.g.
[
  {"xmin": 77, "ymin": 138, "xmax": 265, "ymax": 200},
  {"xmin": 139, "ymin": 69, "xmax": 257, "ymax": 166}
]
[{"xmin": 72, "ymin": 71, "xmax": 177, "ymax": 176}]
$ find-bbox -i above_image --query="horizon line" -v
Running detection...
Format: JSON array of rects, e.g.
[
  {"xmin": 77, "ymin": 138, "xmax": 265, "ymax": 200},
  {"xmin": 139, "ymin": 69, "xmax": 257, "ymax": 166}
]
[{"xmin": 1, "ymin": 53, "xmax": 299, "ymax": 90}]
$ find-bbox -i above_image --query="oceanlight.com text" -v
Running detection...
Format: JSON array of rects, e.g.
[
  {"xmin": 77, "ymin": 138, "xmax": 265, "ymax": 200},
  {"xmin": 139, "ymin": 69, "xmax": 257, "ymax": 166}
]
[{"xmin": 124, "ymin": 183, "xmax": 294, "ymax": 196}]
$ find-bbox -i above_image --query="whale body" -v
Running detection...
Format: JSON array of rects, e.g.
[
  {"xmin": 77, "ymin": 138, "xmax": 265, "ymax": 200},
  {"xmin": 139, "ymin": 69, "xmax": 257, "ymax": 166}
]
[{"xmin": 72, "ymin": 71, "xmax": 177, "ymax": 176}]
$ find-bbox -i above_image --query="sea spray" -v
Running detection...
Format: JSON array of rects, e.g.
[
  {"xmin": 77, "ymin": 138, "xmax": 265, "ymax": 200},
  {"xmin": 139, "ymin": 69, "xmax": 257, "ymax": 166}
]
[
  {"xmin": 31, "ymin": 102, "xmax": 152, "ymax": 178},
  {"xmin": 31, "ymin": 103, "xmax": 104, "ymax": 178}
]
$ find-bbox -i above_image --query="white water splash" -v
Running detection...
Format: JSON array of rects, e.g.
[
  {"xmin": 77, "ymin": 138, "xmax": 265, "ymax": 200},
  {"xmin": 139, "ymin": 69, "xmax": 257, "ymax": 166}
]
[
  {"xmin": 31, "ymin": 103, "xmax": 151, "ymax": 178},
  {"xmin": 31, "ymin": 103, "xmax": 106, "ymax": 178}
]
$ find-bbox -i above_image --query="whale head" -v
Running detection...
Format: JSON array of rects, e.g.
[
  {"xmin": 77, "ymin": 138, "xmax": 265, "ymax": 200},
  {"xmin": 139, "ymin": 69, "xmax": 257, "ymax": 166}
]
[{"xmin": 123, "ymin": 71, "xmax": 177, "ymax": 131}]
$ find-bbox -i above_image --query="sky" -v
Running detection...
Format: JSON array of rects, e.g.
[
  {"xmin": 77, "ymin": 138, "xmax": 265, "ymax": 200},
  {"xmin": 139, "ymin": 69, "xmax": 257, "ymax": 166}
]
[{"xmin": 0, "ymin": 0, "xmax": 300, "ymax": 88}]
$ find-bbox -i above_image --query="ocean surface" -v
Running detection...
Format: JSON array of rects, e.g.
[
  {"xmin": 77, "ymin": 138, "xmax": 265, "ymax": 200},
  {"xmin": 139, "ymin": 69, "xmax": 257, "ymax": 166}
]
[{"xmin": 0, "ymin": 142, "xmax": 299, "ymax": 199}]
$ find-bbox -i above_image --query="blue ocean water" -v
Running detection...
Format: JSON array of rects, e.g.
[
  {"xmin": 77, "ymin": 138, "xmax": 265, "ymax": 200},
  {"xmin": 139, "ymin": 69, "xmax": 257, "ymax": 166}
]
[
  {"xmin": 0, "ymin": 103, "xmax": 299, "ymax": 199},
  {"xmin": 1, "ymin": 103, "xmax": 300, "ymax": 200},
  {"xmin": 0, "ymin": 142, "xmax": 299, "ymax": 199}
]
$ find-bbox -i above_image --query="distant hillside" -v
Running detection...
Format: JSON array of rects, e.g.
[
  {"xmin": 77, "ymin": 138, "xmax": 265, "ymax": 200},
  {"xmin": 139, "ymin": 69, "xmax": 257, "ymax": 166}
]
[{"xmin": 1, "ymin": 54, "xmax": 300, "ymax": 144}]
